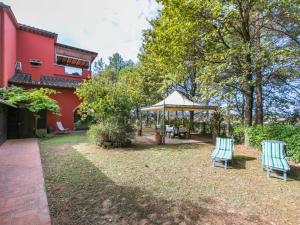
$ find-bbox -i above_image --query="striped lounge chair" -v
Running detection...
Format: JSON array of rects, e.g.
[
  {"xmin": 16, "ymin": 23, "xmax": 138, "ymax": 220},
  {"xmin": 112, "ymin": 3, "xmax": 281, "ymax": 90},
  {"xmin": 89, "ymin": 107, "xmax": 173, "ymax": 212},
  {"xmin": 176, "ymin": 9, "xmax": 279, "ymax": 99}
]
[
  {"xmin": 211, "ymin": 137, "xmax": 234, "ymax": 169},
  {"xmin": 261, "ymin": 140, "xmax": 290, "ymax": 181}
]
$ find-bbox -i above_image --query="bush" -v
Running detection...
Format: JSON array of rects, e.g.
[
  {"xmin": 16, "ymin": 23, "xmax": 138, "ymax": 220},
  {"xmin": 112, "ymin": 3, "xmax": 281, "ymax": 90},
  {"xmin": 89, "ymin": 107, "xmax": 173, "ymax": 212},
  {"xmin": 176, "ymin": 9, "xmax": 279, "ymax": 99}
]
[
  {"xmin": 88, "ymin": 120, "xmax": 133, "ymax": 148},
  {"xmin": 285, "ymin": 134, "xmax": 300, "ymax": 163},
  {"xmin": 231, "ymin": 125, "xmax": 245, "ymax": 144},
  {"xmin": 247, "ymin": 125, "xmax": 268, "ymax": 147},
  {"xmin": 247, "ymin": 124, "xmax": 300, "ymax": 162}
]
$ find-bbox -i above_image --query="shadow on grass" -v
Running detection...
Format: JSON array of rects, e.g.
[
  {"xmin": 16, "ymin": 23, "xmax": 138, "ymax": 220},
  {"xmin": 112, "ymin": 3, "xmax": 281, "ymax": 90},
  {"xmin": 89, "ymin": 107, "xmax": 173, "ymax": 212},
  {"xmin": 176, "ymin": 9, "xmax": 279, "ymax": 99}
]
[
  {"xmin": 289, "ymin": 166, "xmax": 300, "ymax": 181},
  {"xmin": 127, "ymin": 142, "xmax": 210, "ymax": 152},
  {"xmin": 233, "ymin": 155, "xmax": 257, "ymax": 170},
  {"xmin": 41, "ymin": 144, "xmax": 267, "ymax": 225}
]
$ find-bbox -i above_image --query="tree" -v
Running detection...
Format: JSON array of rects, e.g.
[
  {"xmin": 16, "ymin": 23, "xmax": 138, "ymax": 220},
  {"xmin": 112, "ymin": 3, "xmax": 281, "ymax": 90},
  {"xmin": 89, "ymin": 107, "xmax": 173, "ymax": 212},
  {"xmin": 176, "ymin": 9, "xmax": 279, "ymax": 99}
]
[
  {"xmin": 140, "ymin": 1, "xmax": 213, "ymax": 129},
  {"xmin": 76, "ymin": 76, "xmax": 135, "ymax": 122},
  {"xmin": 93, "ymin": 58, "xmax": 105, "ymax": 75},
  {"xmin": 76, "ymin": 74, "xmax": 138, "ymax": 147},
  {"xmin": 107, "ymin": 53, "xmax": 135, "ymax": 73},
  {"xmin": 140, "ymin": 0, "xmax": 300, "ymax": 129},
  {"xmin": 0, "ymin": 86, "xmax": 59, "ymax": 133}
]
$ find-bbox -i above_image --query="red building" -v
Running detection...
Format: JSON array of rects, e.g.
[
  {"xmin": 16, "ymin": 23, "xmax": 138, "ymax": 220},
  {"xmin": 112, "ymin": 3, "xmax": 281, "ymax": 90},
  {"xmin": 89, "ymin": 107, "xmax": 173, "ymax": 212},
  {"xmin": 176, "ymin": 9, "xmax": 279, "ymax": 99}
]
[{"xmin": 0, "ymin": 3, "xmax": 98, "ymax": 131}]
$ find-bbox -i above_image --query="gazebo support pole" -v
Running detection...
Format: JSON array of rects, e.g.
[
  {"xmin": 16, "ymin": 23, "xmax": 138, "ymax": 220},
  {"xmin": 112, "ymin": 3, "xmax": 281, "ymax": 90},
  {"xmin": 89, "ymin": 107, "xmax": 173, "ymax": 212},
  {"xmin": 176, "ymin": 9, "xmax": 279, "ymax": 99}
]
[
  {"xmin": 140, "ymin": 109, "xmax": 143, "ymax": 136},
  {"xmin": 162, "ymin": 104, "xmax": 166, "ymax": 144}
]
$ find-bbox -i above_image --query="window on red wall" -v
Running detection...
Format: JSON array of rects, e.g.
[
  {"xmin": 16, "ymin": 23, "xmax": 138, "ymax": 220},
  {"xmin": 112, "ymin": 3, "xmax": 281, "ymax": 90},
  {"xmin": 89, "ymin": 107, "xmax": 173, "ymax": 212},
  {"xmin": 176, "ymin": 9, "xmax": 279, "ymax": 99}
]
[
  {"xmin": 30, "ymin": 59, "xmax": 42, "ymax": 67},
  {"xmin": 64, "ymin": 66, "xmax": 82, "ymax": 76}
]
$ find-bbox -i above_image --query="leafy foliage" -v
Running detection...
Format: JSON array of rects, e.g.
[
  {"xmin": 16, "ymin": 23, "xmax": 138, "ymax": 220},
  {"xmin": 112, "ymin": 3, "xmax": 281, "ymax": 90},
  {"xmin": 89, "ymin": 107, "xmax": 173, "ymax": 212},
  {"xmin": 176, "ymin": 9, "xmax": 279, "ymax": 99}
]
[
  {"xmin": 140, "ymin": 0, "xmax": 300, "ymax": 126},
  {"xmin": 78, "ymin": 53, "xmax": 141, "ymax": 148},
  {"xmin": 232, "ymin": 125, "xmax": 246, "ymax": 145},
  {"xmin": 0, "ymin": 86, "xmax": 59, "ymax": 114},
  {"xmin": 285, "ymin": 134, "xmax": 300, "ymax": 163},
  {"xmin": 88, "ymin": 121, "xmax": 133, "ymax": 148},
  {"xmin": 247, "ymin": 124, "xmax": 300, "ymax": 162},
  {"xmin": 76, "ymin": 76, "xmax": 135, "ymax": 121}
]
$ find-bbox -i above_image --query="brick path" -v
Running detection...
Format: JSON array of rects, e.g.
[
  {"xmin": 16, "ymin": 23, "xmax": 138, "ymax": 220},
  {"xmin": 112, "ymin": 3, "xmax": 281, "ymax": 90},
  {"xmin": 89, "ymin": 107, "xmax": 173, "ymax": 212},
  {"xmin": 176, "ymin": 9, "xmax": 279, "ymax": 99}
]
[{"xmin": 0, "ymin": 139, "xmax": 51, "ymax": 225}]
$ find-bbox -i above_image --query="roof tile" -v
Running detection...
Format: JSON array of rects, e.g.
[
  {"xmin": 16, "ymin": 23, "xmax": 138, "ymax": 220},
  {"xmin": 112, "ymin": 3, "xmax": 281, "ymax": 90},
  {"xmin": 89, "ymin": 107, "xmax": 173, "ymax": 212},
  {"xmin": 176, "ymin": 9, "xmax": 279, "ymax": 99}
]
[{"xmin": 9, "ymin": 73, "xmax": 82, "ymax": 89}]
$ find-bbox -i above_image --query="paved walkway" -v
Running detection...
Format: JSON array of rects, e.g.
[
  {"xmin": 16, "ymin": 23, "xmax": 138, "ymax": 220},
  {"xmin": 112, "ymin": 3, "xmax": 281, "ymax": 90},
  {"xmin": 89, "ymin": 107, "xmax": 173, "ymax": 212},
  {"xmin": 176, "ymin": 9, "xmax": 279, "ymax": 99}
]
[{"xmin": 0, "ymin": 139, "xmax": 51, "ymax": 225}]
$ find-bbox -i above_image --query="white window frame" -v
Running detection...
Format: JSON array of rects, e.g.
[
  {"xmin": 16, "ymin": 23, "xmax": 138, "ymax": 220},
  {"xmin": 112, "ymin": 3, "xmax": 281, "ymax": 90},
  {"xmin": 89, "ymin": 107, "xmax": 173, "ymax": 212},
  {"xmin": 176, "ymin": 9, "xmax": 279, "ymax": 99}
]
[{"xmin": 64, "ymin": 66, "xmax": 83, "ymax": 76}]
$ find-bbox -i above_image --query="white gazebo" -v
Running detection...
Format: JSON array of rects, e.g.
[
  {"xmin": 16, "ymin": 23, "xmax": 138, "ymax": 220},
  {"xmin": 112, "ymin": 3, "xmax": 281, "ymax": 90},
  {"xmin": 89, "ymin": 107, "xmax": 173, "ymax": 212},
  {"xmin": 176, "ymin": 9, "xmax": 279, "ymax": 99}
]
[
  {"xmin": 141, "ymin": 90, "xmax": 218, "ymax": 144},
  {"xmin": 141, "ymin": 90, "xmax": 217, "ymax": 112}
]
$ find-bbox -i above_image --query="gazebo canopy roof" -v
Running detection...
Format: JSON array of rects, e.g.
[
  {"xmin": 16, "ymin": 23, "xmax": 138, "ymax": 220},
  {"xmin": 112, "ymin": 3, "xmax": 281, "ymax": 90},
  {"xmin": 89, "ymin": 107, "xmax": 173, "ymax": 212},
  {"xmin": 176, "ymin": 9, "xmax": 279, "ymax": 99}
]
[{"xmin": 141, "ymin": 90, "xmax": 218, "ymax": 112}]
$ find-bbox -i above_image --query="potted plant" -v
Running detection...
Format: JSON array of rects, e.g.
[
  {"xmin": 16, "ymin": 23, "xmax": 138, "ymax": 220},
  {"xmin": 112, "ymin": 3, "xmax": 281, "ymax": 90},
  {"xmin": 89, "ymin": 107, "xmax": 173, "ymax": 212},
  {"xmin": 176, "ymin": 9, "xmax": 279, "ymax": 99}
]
[
  {"xmin": 135, "ymin": 121, "xmax": 142, "ymax": 136},
  {"xmin": 155, "ymin": 130, "xmax": 162, "ymax": 144}
]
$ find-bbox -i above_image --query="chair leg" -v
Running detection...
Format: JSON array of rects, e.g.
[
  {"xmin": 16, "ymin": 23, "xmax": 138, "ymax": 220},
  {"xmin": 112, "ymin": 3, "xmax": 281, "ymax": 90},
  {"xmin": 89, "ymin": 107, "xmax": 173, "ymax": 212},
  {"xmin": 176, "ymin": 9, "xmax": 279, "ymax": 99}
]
[
  {"xmin": 225, "ymin": 161, "xmax": 228, "ymax": 170},
  {"xmin": 283, "ymin": 171, "xmax": 287, "ymax": 181},
  {"xmin": 212, "ymin": 160, "xmax": 215, "ymax": 167},
  {"xmin": 267, "ymin": 168, "xmax": 270, "ymax": 177}
]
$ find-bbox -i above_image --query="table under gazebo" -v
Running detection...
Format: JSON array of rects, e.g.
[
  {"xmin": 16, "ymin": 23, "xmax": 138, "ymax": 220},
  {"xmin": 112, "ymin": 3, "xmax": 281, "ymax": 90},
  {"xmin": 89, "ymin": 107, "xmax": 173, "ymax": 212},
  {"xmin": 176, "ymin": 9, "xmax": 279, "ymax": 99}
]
[{"xmin": 141, "ymin": 90, "xmax": 218, "ymax": 144}]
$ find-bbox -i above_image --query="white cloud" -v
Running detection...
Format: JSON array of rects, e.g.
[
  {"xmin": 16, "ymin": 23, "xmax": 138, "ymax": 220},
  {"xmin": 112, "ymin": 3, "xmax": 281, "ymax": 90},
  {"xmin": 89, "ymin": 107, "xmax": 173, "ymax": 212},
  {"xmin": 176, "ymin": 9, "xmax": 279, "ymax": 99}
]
[{"xmin": 4, "ymin": 0, "xmax": 160, "ymax": 62}]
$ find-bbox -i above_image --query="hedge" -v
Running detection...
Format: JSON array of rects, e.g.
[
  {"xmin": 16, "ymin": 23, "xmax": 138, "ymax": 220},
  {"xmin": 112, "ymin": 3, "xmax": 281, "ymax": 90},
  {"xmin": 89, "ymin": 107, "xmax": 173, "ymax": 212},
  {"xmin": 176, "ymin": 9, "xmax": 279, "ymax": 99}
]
[{"xmin": 246, "ymin": 124, "xmax": 300, "ymax": 163}]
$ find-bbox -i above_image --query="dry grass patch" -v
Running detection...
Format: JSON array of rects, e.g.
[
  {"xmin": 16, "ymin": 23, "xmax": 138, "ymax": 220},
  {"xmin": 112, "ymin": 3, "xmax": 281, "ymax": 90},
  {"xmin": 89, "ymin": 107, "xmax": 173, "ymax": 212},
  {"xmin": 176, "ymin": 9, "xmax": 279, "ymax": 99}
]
[{"xmin": 40, "ymin": 133, "xmax": 300, "ymax": 225}]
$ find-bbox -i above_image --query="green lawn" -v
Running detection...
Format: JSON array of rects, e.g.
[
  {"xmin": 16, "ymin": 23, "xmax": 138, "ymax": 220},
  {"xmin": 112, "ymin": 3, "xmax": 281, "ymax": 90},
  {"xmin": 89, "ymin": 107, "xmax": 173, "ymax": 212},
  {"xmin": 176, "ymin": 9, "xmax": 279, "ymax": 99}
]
[{"xmin": 40, "ymin": 133, "xmax": 300, "ymax": 225}]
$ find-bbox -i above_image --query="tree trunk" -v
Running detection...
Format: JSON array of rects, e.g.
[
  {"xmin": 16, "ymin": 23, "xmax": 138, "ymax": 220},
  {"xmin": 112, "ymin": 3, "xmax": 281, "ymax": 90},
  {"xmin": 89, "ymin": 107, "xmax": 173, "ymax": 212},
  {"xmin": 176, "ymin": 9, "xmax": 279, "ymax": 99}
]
[
  {"xmin": 226, "ymin": 98, "xmax": 231, "ymax": 137},
  {"xmin": 187, "ymin": 63, "xmax": 197, "ymax": 132},
  {"xmin": 244, "ymin": 82, "xmax": 254, "ymax": 147},
  {"xmin": 189, "ymin": 111, "xmax": 194, "ymax": 132},
  {"xmin": 244, "ymin": 87, "xmax": 253, "ymax": 127},
  {"xmin": 254, "ymin": 14, "xmax": 263, "ymax": 125},
  {"xmin": 244, "ymin": 51, "xmax": 254, "ymax": 127},
  {"xmin": 136, "ymin": 107, "xmax": 139, "ymax": 124},
  {"xmin": 146, "ymin": 112, "xmax": 149, "ymax": 127},
  {"xmin": 244, "ymin": 85, "xmax": 254, "ymax": 127},
  {"xmin": 241, "ymin": 94, "xmax": 245, "ymax": 124},
  {"xmin": 255, "ymin": 70, "xmax": 263, "ymax": 125}
]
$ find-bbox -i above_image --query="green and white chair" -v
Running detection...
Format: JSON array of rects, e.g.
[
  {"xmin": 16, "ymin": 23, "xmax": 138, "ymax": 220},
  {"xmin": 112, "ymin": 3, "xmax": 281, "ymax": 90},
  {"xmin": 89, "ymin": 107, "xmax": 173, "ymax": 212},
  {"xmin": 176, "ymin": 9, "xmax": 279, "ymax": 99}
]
[
  {"xmin": 261, "ymin": 140, "xmax": 290, "ymax": 181},
  {"xmin": 211, "ymin": 137, "xmax": 234, "ymax": 169}
]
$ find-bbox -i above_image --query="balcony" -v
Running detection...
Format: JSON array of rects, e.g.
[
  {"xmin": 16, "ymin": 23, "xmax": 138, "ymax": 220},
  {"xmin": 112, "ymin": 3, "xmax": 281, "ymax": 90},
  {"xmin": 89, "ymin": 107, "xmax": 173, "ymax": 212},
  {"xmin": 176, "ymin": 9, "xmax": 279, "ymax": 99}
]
[
  {"xmin": 55, "ymin": 43, "xmax": 97, "ymax": 73},
  {"xmin": 56, "ymin": 54, "xmax": 90, "ymax": 70}
]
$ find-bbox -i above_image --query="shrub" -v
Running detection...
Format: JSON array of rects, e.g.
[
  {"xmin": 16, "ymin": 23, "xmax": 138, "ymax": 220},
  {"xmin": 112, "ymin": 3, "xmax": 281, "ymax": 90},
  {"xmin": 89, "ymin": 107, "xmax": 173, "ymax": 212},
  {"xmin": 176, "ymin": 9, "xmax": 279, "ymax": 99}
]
[
  {"xmin": 246, "ymin": 124, "xmax": 300, "ymax": 162},
  {"xmin": 88, "ymin": 120, "xmax": 133, "ymax": 148},
  {"xmin": 247, "ymin": 125, "xmax": 268, "ymax": 147},
  {"xmin": 231, "ymin": 125, "xmax": 245, "ymax": 144},
  {"xmin": 285, "ymin": 134, "xmax": 300, "ymax": 163}
]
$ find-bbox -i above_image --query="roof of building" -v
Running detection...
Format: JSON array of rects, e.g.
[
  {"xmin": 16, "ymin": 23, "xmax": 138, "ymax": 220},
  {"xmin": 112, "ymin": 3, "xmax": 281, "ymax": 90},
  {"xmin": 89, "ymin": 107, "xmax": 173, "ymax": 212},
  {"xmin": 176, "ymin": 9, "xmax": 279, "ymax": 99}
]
[
  {"xmin": 55, "ymin": 43, "xmax": 98, "ymax": 56},
  {"xmin": 0, "ymin": 99, "xmax": 17, "ymax": 108},
  {"xmin": 0, "ymin": 2, "xmax": 10, "ymax": 8},
  {"xmin": 18, "ymin": 24, "xmax": 58, "ymax": 38},
  {"xmin": 0, "ymin": 2, "xmax": 18, "ymax": 25},
  {"xmin": 9, "ymin": 73, "xmax": 82, "ymax": 89}
]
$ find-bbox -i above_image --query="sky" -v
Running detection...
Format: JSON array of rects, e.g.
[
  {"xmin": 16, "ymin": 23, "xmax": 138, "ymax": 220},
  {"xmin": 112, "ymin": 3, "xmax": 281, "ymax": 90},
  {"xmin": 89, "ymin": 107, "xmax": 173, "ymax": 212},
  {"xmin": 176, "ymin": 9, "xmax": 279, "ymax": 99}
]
[{"xmin": 4, "ymin": 0, "xmax": 160, "ymax": 63}]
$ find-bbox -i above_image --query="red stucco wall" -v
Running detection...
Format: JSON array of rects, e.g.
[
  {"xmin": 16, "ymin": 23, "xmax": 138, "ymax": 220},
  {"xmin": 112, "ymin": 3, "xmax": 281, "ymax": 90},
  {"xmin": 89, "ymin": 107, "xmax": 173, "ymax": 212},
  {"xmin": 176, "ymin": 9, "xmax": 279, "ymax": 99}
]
[
  {"xmin": 47, "ymin": 87, "xmax": 80, "ymax": 131},
  {"xmin": 17, "ymin": 29, "xmax": 91, "ymax": 80},
  {"xmin": 1, "ymin": 10, "xmax": 17, "ymax": 87},
  {"xmin": 16, "ymin": 30, "xmax": 92, "ymax": 130},
  {"xmin": 1, "ymin": 8, "xmax": 94, "ymax": 132}
]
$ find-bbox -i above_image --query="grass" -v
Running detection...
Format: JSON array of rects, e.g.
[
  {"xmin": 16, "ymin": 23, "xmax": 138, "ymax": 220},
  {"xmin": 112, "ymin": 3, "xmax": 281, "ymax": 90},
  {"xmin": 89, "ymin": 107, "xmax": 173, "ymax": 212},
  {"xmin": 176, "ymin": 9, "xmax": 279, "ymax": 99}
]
[{"xmin": 40, "ymin": 132, "xmax": 300, "ymax": 225}]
